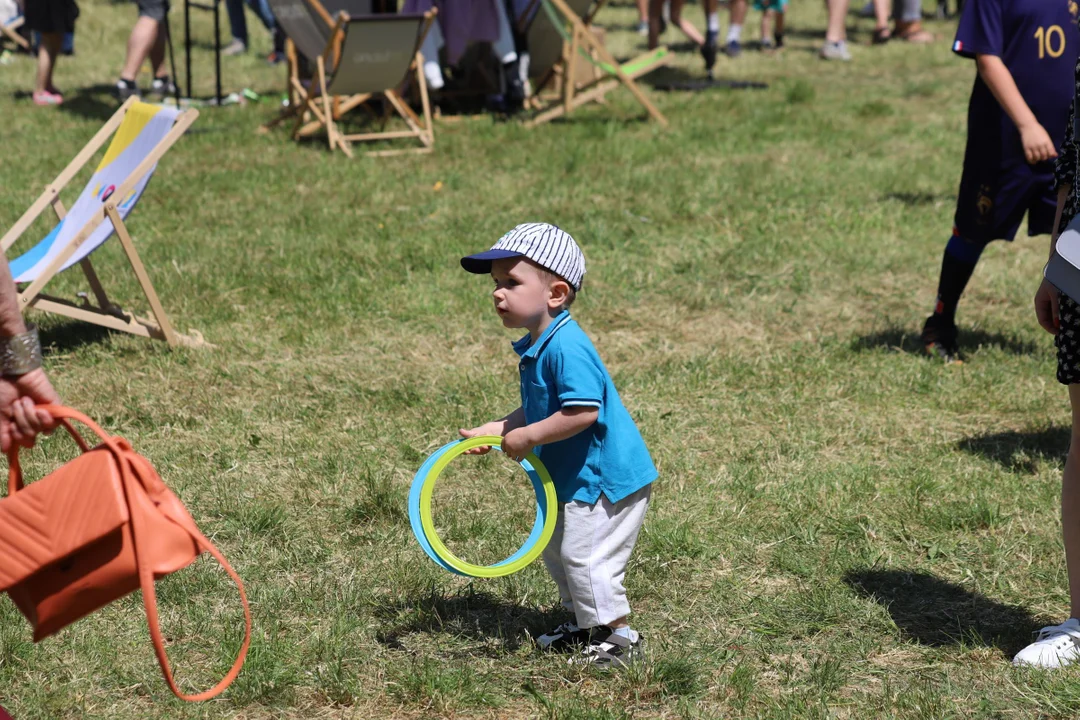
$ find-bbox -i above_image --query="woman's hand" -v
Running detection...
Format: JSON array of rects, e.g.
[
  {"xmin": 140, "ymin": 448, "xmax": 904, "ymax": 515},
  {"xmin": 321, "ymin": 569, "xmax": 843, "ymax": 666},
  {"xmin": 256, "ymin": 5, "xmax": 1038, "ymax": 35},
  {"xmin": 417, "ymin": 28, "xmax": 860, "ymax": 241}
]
[{"xmin": 1035, "ymin": 277, "xmax": 1061, "ymax": 335}]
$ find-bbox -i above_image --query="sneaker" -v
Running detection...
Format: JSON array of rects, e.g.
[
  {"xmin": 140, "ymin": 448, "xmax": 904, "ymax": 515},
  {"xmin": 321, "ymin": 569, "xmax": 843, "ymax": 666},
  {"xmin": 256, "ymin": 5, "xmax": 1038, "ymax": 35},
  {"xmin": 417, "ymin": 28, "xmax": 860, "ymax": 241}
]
[
  {"xmin": 150, "ymin": 75, "xmax": 177, "ymax": 98},
  {"xmin": 724, "ymin": 40, "xmax": 742, "ymax": 57},
  {"xmin": 32, "ymin": 90, "xmax": 63, "ymax": 106},
  {"xmin": 634, "ymin": 20, "xmax": 649, "ymax": 36},
  {"xmin": 267, "ymin": 50, "xmax": 286, "ymax": 65},
  {"xmin": 568, "ymin": 627, "xmax": 642, "ymax": 670},
  {"xmin": 820, "ymin": 40, "xmax": 852, "ymax": 61},
  {"xmin": 775, "ymin": 32, "xmax": 784, "ymax": 49},
  {"xmin": 1013, "ymin": 619, "xmax": 1080, "ymax": 668},
  {"xmin": 115, "ymin": 78, "xmax": 140, "ymax": 101},
  {"xmin": 536, "ymin": 621, "xmax": 590, "ymax": 651},
  {"xmin": 921, "ymin": 315, "xmax": 961, "ymax": 364},
  {"xmin": 222, "ymin": 38, "xmax": 247, "ymax": 56},
  {"xmin": 761, "ymin": 38, "xmax": 775, "ymax": 51},
  {"xmin": 701, "ymin": 33, "xmax": 718, "ymax": 76}
]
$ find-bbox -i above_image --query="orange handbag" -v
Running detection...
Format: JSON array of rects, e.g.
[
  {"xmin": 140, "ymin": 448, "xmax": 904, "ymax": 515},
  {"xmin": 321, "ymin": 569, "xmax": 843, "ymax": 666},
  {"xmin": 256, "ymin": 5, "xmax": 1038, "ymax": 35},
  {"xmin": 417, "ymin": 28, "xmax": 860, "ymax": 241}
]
[{"xmin": 0, "ymin": 405, "xmax": 251, "ymax": 701}]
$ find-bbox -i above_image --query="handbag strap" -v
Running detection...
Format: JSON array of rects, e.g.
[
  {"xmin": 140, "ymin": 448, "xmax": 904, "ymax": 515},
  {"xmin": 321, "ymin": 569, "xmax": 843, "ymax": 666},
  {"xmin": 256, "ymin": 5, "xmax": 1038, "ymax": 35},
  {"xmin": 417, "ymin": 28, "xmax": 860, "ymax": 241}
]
[{"xmin": 8, "ymin": 406, "xmax": 252, "ymax": 701}]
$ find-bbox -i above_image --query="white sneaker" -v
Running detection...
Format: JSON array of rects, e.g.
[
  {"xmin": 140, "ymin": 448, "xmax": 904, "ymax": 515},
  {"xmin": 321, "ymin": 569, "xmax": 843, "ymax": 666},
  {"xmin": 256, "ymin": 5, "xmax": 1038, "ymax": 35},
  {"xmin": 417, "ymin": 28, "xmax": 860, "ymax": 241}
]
[{"xmin": 1013, "ymin": 618, "xmax": 1080, "ymax": 668}]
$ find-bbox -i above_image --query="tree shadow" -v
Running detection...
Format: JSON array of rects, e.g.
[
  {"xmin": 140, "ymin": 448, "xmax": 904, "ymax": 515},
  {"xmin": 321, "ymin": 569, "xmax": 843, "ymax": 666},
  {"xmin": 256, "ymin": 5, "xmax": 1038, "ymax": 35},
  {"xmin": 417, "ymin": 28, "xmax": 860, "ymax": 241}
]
[
  {"xmin": 40, "ymin": 322, "xmax": 114, "ymax": 355},
  {"xmin": 851, "ymin": 326, "xmax": 1040, "ymax": 358},
  {"xmin": 843, "ymin": 569, "xmax": 1044, "ymax": 654},
  {"xmin": 371, "ymin": 587, "xmax": 567, "ymax": 654},
  {"xmin": 957, "ymin": 427, "xmax": 1069, "ymax": 473}
]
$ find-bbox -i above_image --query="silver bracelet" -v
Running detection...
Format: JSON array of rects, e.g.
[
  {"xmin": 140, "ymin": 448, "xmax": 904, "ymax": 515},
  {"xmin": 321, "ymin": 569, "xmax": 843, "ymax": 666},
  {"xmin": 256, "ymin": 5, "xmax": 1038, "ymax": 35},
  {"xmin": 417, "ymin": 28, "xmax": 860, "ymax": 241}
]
[{"xmin": 0, "ymin": 324, "xmax": 43, "ymax": 377}]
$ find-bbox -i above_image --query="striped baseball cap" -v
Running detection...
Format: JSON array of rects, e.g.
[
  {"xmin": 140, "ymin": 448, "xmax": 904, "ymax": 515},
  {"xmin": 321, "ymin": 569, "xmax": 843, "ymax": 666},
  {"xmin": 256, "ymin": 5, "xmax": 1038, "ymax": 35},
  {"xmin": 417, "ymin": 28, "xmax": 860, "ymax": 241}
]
[{"xmin": 460, "ymin": 223, "xmax": 586, "ymax": 291}]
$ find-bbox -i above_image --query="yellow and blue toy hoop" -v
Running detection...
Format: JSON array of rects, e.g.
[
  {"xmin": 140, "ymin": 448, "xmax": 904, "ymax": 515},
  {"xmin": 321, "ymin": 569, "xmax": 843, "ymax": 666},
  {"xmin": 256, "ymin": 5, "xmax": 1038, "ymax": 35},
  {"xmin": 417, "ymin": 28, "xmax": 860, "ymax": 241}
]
[{"xmin": 408, "ymin": 436, "xmax": 557, "ymax": 577}]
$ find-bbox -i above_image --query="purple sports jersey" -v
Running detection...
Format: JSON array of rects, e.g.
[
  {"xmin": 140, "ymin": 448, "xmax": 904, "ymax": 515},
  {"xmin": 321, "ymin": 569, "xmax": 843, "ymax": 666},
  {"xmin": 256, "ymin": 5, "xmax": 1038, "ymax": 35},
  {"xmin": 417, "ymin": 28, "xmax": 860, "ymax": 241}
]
[{"xmin": 953, "ymin": 0, "xmax": 1079, "ymax": 171}]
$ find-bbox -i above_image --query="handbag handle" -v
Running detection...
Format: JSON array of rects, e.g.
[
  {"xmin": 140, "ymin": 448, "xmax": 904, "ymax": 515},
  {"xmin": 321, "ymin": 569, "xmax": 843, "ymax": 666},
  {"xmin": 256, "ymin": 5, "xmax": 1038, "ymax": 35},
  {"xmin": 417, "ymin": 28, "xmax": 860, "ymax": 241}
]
[
  {"xmin": 7, "ymin": 411, "xmax": 95, "ymax": 494},
  {"xmin": 6, "ymin": 405, "xmax": 252, "ymax": 701}
]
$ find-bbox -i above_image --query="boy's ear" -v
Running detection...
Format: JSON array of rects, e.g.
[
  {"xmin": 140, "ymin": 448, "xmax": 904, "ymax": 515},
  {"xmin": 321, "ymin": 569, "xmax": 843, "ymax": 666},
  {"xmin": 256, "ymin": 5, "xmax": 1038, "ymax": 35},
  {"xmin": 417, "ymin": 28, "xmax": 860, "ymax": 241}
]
[{"xmin": 548, "ymin": 279, "xmax": 571, "ymax": 309}]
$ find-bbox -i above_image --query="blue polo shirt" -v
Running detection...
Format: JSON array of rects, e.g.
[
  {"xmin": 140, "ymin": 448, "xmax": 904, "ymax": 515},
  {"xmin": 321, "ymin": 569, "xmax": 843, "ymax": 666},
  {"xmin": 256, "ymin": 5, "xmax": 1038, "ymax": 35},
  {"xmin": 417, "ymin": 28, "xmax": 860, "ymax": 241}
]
[{"xmin": 513, "ymin": 311, "xmax": 657, "ymax": 505}]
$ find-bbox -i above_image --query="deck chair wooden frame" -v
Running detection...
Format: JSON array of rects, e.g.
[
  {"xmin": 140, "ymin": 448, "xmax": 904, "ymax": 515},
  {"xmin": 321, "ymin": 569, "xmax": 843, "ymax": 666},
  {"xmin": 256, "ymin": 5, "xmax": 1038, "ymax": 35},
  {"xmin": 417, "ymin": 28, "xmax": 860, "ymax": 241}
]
[
  {"xmin": 523, "ymin": 0, "xmax": 670, "ymax": 129},
  {"xmin": 0, "ymin": 98, "xmax": 202, "ymax": 348},
  {"xmin": 291, "ymin": 9, "xmax": 437, "ymax": 158},
  {"xmin": 262, "ymin": 0, "xmax": 377, "ymax": 136},
  {"xmin": 0, "ymin": 11, "xmax": 28, "ymax": 50}
]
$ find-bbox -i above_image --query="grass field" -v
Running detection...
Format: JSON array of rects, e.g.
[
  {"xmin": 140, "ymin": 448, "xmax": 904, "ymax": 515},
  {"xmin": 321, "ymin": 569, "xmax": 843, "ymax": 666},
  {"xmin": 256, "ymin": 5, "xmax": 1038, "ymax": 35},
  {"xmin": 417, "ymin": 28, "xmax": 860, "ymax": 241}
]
[{"xmin": 3, "ymin": 0, "xmax": 1080, "ymax": 717}]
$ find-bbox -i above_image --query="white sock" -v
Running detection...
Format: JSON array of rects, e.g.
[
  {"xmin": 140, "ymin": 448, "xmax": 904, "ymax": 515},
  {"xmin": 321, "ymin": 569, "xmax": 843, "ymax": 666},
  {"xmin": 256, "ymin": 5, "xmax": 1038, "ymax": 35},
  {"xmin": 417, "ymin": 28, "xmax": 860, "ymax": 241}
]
[
  {"xmin": 707, "ymin": 12, "xmax": 720, "ymax": 32},
  {"xmin": 424, "ymin": 60, "xmax": 445, "ymax": 91},
  {"xmin": 726, "ymin": 24, "xmax": 742, "ymax": 43},
  {"xmin": 611, "ymin": 626, "xmax": 638, "ymax": 642}
]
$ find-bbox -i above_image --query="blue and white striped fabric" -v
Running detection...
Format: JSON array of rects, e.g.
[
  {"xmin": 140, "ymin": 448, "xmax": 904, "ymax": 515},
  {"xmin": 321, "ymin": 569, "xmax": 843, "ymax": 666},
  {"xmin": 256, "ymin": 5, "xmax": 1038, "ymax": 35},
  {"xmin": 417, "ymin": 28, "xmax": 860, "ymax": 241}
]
[{"xmin": 461, "ymin": 222, "xmax": 586, "ymax": 290}]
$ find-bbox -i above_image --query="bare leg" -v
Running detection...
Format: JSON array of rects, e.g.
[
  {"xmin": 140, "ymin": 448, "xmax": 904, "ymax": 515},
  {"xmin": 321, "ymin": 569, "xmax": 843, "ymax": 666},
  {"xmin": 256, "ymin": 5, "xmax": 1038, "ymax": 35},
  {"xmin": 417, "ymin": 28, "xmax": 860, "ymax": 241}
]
[
  {"xmin": 729, "ymin": 0, "xmax": 748, "ymax": 26},
  {"xmin": 149, "ymin": 22, "xmax": 167, "ymax": 78},
  {"xmin": 636, "ymin": 0, "xmax": 648, "ymax": 23},
  {"xmin": 825, "ymin": 0, "xmax": 849, "ymax": 43},
  {"xmin": 1065, "ymin": 385, "xmax": 1080, "ymax": 617},
  {"xmin": 120, "ymin": 16, "xmax": 160, "ymax": 81},
  {"xmin": 873, "ymin": 0, "xmax": 891, "ymax": 37},
  {"xmin": 647, "ymin": 0, "xmax": 664, "ymax": 49},
  {"xmin": 35, "ymin": 33, "xmax": 61, "ymax": 94},
  {"xmin": 669, "ymin": 0, "xmax": 705, "ymax": 46}
]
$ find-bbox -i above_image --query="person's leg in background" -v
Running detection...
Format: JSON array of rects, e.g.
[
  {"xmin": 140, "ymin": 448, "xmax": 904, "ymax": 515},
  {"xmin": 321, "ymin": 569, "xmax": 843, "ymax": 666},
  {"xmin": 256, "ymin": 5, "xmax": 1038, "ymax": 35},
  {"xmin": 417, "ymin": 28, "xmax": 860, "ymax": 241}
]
[
  {"xmin": 34, "ymin": 32, "xmax": 62, "ymax": 103},
  {"xmin": 635, "ymin": 0, "xmax": 648, "ymax": 34},
  {"xmin": 493, "ymin": 0, "xmax": 524, "ymax": 111},
  {"xmin": 894, "ymin": 0, "xmax": 933, "ymax": 42},
  {"xmin": 821, "ymin": 0, "xmax": 851, "ymax": 60},
  {"xmin": 725, "ymin": 0, "xmax": 747, "ymax": 57},
  {"xmin": 223, "ymin": 0, "xmax": 248, "ymax": 55},
  {"xmin": 117, "ymin": 0, "xmax": 172, "ymax": 100},
  {"xmin": 702, "ymin": 0, "xmax": 718, "ymax": 75},
  {"xmin": 871, "ymin": 0, "xmax": 891, "ymax": 43}
]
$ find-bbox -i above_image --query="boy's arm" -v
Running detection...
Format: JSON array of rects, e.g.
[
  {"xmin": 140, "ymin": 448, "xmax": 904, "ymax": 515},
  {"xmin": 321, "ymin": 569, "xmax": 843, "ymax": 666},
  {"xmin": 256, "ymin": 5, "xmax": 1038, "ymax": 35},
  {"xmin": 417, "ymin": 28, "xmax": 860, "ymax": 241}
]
[
  {"xmin": 501, "ymin": 406, "xmax": 599, "ymax": 461},
  {"xmin": 459, "ymin": 407, "xmax": 527, "ymax": 455},
  {"xmin": 976, "ymin": 54, "xmax": 1057, "ymax": 165}
]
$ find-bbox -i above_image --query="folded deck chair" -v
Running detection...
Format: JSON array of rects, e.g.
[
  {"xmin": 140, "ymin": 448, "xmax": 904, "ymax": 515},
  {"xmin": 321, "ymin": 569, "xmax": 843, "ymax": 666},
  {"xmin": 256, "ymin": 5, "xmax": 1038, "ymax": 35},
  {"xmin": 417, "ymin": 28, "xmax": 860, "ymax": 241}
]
[
  {"xmin": 522, "ymin": 0, "xmax": 669, "ymax": 128},
  {"xmin": 291, "ymin": 9, "xmax": 437, "ymax": 157},
  {"xmin": 1, "ymin": 98, "xmax": 202, "ymax": 348}
]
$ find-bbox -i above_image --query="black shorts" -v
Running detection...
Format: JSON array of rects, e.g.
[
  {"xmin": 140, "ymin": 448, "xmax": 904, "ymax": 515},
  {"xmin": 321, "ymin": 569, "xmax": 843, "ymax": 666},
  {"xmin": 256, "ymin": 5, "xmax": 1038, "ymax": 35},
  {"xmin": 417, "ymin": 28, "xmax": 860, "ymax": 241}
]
[
  {"xmin": 137, "ymin": 0, "xmax": 170, "ymax": 23},
  {"xmin": 25, "ymin": 0, "xmax": 79, "ymax": 34},
  {"xmin": 954, "ymin": 164, "xmax": 1057, "ymax": 243},
  {"xmin": 1057, "ymin": 293, "xmax": 1080, "ymax": 384}
]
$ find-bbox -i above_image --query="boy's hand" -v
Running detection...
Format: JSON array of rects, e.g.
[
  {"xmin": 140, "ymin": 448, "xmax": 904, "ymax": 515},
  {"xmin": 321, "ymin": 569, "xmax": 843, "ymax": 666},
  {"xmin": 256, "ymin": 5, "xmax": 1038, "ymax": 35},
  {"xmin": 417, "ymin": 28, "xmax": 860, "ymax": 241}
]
[
  {"xmin": 501, "ymin": 427, "xmax": 535, "ymax": 462},
  {"xmin": 459, "ymin": 423, "xmax": 503, "ymax": 455},
  {"xmin": 1021, "ymin": 122, "xmax": 1058, "ymax": 165},
  {"xmin": 1035, "ymin": 277, "xmax": 1061, "ymax": 335}
]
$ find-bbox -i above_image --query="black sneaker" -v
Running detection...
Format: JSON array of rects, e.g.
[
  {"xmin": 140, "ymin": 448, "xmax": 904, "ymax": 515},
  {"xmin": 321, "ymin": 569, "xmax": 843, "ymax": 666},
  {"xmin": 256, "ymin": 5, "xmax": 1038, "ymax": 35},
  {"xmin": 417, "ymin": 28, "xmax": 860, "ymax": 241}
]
[
  {"xmin": 701, "ymin": 32, "xmax": 717, "ymax": 77},
  {"xmin": 921, "ymin": 315, "xmax": 962, "ymax": 364},
  {"xmin": 569, "ymin": 626, "xmax": 643, "ymax": 669},
  {"xmin": 150, "ymin": 75, "xmax": 177, "ymax": 98},
  {"xmin": 115, "ymin": 78, "xmax": 140, "ymax": 101},
  {"xmin": 536, "ymin": 621, "xmax": 590, "ymax": 651}
]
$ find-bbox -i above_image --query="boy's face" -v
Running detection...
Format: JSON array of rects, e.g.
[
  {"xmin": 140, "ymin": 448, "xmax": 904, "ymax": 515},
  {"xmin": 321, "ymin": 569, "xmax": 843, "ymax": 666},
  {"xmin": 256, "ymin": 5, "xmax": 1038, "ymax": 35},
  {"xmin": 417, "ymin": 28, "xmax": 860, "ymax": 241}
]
[{"xmin": 490, "ymin": 258, "xmax": 555, "ymax": 330}]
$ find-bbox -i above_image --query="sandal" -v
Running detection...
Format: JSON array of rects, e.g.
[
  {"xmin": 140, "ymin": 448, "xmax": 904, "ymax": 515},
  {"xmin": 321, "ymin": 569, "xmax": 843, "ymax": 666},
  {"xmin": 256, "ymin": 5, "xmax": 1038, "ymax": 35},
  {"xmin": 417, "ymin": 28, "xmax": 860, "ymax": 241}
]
[{"xmin": 872, "ymin": 27, "xmax": 891, "ymax": 44}]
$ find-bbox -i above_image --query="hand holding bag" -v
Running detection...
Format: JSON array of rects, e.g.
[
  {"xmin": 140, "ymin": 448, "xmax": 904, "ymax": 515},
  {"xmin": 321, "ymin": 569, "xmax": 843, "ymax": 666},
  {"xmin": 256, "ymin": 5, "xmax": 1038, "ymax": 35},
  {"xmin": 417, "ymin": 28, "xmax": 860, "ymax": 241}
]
[{"xmin": 0, "ymin": 405, "xmax": 251, "ymax": 701}]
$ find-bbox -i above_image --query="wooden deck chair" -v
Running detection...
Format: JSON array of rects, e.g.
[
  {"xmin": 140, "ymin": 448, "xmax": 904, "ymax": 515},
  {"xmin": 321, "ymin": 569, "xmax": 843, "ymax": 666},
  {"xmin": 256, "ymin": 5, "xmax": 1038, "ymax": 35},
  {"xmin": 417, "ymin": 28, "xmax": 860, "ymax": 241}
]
[
  {"xmin": 293, "ymin": 10, "xmax": 437, "ymax": 158},
  {"xmin": 522, "ymin": 0, "xmax": 670, "ymax": 128},
  {"xmin": 0, "ymin": 98, "xmax": 203, "ymax": 348},
  {"xmin": 0, "ymin": 8, "xmax": 28, "ymax": 50}
]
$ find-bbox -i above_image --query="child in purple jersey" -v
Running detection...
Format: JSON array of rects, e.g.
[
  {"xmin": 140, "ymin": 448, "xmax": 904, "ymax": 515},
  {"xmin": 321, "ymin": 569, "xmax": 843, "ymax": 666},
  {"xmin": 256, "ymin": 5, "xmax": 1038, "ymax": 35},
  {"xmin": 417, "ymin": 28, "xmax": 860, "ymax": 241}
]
[{"xmin": 922, "ymin": 0, "xmax": 1079, "ymax": 362}]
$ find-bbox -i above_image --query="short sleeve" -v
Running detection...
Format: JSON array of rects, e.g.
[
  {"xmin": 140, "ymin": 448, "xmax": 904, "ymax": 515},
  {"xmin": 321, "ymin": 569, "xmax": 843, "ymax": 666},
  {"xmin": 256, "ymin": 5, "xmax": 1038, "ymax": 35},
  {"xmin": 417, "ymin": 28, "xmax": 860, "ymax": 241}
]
[
  {"xmin": 548, "ymin": 343, "xmax": 604, "ymax": 409},
  {"xmin": 952, "ymin": 0, "xmax": 1003, "ymax": 59}
]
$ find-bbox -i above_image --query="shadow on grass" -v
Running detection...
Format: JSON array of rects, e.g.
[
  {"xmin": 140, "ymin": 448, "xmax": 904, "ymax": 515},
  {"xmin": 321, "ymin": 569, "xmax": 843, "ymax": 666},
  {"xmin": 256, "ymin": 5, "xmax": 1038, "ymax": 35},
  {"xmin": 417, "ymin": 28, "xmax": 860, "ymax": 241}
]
[
  {"xmin": 40, "ymin": 322, "xmax": 114, "ymax": 355},
  {"xmin": 643, "ymin": 65, "xmax": 769, "ymax": 92},
  {"xmin": 883, "ymin": 192, "xmax": 956, "ymax": 206},
  {"xmin": 851, "ymin": 326, "xmax": 1040, "ymax": 357},
  {"xmin": 844, "ymin": 569, "xmax": 1042, "ymax": 654},
  {"xmin": 372, "ymin": 587, "xmax": 567, "ymax": 654},
  {"xmin": 957, "ymin": 427, "xmax": 1069, "ymax": 473}
]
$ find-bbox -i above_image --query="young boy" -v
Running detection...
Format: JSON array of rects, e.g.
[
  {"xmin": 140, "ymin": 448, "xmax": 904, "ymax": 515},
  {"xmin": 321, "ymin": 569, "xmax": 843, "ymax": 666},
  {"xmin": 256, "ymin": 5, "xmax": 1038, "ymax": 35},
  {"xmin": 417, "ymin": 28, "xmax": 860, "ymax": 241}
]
[
  {"xmin": 921, "ymin": 0, "xmax": 1079, "ymax": 362},
  {"xmin": 756, "ymin": 0, "xmax": 786, "ymax": 51},
  {"xmin": 459, "ymin": 223, "xmax": 657, "ymax": 669}
]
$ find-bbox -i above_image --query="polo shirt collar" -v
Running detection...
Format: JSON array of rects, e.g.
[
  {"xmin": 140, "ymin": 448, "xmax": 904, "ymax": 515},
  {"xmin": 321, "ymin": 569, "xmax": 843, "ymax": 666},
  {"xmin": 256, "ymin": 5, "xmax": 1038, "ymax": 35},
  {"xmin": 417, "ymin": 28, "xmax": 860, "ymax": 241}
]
[{"xmin": 513, "ymin": 310, "xmax": 572, "ymax": 359}]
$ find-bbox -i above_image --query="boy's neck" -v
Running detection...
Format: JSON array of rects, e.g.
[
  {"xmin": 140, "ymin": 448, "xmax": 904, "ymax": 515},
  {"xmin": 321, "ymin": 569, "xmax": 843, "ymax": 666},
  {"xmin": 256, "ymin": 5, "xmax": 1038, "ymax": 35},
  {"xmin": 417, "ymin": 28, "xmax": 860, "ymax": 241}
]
[{"xmin": 527, "ymin": 309, "xmax": 563, "ymax": 344}]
